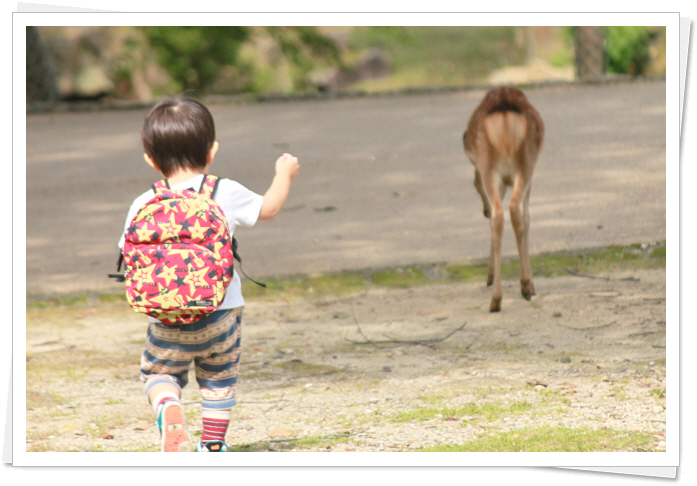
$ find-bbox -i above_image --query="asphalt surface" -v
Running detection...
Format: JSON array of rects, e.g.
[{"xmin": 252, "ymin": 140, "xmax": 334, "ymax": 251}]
[{"xmin": 25, "ymin": 81, "xmax": 667, "ymax": 297}]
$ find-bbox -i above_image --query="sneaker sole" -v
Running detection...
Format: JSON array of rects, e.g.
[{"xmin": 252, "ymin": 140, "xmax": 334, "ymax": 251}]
[{"xmin": 161, "ymin": 403, "xmax": 192, "ymax": 452}]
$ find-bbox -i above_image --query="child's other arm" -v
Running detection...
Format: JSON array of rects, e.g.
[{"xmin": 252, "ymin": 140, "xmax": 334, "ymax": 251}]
[{"xmin": 258, "ymin": 153, "xmax": 300, "ymax": 221}]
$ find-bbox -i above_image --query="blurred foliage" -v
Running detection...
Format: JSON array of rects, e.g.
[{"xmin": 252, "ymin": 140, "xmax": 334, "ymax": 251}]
[
  {"xmin": 142, "ymin": 26, "xmax": 341, "ymax": 94},
  {"xmin": 605, "ymin": 26, "xmax": 653, "ymax": 76},
  {"xmin": 40, "ymin": 25, "xmax": 663, "ymax": 102},
  {"xmin": 143, "ymin": 26, "xmax": 250, "ymax": 93},
  {"xmin": 347, "ymin": 26, "xmax": 416, "ymax": 49},
  {"xmin": 143, "ymin": 26, "xmax": 528, "ymax": 95},
  {"xmin": 565, "ymin": 25, "xmax": 660, "ymax": 77},
  {"xmin": 270, "ymin": 26, "xmax": 341, "ymax": 63},
  {"xmin": 345, "ymin": 26, "xmax": 523, "ymax": 91},
  {"xmin": 262, "ymin": 26, "xmax": 342, "ymax": 91}
]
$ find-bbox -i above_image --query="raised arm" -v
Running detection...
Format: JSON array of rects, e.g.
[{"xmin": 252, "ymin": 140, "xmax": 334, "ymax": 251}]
[{"xmin": 258, "ymin": 153, "xmax": 300, "ymax": 221}]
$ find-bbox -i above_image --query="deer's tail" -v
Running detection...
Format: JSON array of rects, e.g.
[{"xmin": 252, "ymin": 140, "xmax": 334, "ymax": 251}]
[{"xmin": 482, "ymin": 103, "xmax": 527, "ymax": 159}]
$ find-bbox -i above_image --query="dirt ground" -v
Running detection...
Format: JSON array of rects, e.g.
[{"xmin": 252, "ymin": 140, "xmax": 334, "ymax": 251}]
[{"xmin": 26, "ymin": 266, "xmax": 666, "ymax": 453}]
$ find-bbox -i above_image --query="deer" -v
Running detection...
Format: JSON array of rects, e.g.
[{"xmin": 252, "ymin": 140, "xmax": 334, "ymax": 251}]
[{"xmin": 462, "ymin": 87, "xmax": 544, "ymax": 312}]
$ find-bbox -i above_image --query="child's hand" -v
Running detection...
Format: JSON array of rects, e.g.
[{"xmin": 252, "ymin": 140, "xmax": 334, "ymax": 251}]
[
  {"xmin": 275, "ymin": 153, "xmax": 300, "ymax": 181},
  {"xmin": 259, "ymin": 154, "xmax": 299, "ymax": 221}
]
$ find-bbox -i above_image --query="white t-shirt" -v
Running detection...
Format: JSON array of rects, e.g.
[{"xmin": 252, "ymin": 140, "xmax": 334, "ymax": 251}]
[{"xmin": 118, "ymin": 174, "xmax": 264, "ymax": 311}]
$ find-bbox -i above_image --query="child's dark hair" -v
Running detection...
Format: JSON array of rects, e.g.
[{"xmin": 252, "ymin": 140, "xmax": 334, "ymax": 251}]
[{"xmin": 141, "ymin": 97, "xmax": 216, "ymax": 178}]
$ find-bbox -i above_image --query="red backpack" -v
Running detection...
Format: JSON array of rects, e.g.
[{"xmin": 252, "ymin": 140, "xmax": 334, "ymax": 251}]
[{"xmin": 117, "ymin": 175, "xmax": 235, "ymax": 325}]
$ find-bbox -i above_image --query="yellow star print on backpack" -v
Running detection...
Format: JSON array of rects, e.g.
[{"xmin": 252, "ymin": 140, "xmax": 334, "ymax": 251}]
[{"xmin": 120, "ymin": 175, "xmax": 235, "ymax": 325}]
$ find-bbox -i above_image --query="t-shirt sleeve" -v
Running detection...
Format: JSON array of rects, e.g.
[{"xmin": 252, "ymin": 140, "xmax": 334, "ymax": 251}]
[
  {"xmin": 117, "ymin": 190, "xmax": 154, "ymax": 249},
  {"xmin": 216, "ymin": 179, "xmax": 264, "ymax": 228}
]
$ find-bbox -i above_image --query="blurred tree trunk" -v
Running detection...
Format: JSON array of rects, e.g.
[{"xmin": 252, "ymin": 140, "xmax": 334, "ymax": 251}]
[
  {"xmin": 574, "ymin": 26, "xmax": 605, "ymax": 81},
  {"xmin": 26, "ymin": 26, "xmax": 59, "ymax": 105},
  {"xmin": 524, "ymin": 26, "xmax": 536, "ymax": 62}
]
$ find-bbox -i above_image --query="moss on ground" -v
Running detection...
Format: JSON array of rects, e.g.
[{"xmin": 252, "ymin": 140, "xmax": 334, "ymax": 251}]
[{"xmin": 27, "ymin": 242, "xmax": 665, "ymax": 309}]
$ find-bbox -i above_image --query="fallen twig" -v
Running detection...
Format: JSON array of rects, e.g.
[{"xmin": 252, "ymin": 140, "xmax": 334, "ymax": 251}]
[
  {"xmin": 555, "ymin": 320, "xmax": 617, "ymax": 331},
  {"xmin": 563, "ymin": 267, "xmax": 640, "ymax": 282},
  {"xmin": 260, "ymin": 393, "xmax": 287, "ymax": 414},
  {"xmin": 563, "ymin": 267, "xmax": 610, "ymax": 280},
  {"xmin": 380, "ymin": 332, "xmax": 440, "ymax": 349},
  {"xmin": 348, "ymin": 303, "xmax": 467, "ymax": 346}
]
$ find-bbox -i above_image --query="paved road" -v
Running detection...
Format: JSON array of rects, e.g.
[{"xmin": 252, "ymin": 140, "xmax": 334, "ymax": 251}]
[{"xmin": 25, "ymin": 81, "xmax": 666, "ymax": 297}]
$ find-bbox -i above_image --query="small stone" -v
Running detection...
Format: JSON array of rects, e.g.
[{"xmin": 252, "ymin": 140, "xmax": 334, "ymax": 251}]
[
  {"xmin": 590, "ymin": 291, "xmax": 621, "ymax": 298},
  {"xmin": 383, "ymin": 366, "xmax": 392, "ymax": 372},
  {"xmin": 270, "ymin": 428, "xmax": 293, "ymax": 438},
  {"xmin": 653, "ymin": 406, "xmax": 664, "ymax": 413},
  {"xmin": 561, "ymin": 356, "xmax": 572, "ymax": 363},
  {"xmin": 60, "ymin": 423, "xmax": 80, "ymax": 433}
]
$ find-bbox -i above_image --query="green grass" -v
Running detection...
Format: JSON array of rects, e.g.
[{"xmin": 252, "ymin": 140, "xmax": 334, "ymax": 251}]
[
  {"xmin": 26, "ymin": 390, "xmax": 67, "ymax": 410},
  {"xmin": 651, "ymin": 246, "xmax": 666, "ymax": 258},
  {"xmin": 420, "ymin": 426, "xmax": 657, "ymax": 452},
  {"xmin": 227, "ymin": 432, "xmax": 352, "ymax": 452},
  {"xmin": 28, "ymin": 243, "xmax": 665, "ymax": 308},
  {"xmin": 272, "ymin": 360, "xmax": 339, "ymax": 375},
  {"xmin": 98, "ymin": 293, "xmax": 127, "ymax": 304},
  {"xmin": 26, "ymin": 349, "xmax": 140, "ymax": 380},
  {"xmin": 27, "ymin": 294, "xmax": 89, "ymax": 309},
  {"xmin": 390, "ymin": 401, "xmax": 532, "ymax": 423},
  {"xmin": 241, "ymin": 271, "xmax": 369, "ymax": 299},
  {"xmin": 371, "ymin": 267, "xmax": 429, "ymax": 287},
  {"xmin": 446, "ymin": 244, "xmax": 665, "ymax": 282}
]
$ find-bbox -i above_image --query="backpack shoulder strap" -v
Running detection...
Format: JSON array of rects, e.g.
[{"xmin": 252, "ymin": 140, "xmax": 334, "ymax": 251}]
[
  {"xmin": 199, "ymin": 175, "xmax": 221, "ymax": 199},
  {"xmin": 152, "ymin": 179, "xmax": 170, "ymax": 194}
]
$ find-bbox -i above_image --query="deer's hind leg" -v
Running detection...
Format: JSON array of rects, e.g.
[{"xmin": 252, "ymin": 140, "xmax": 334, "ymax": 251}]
[
  {"xmin": 509, "ymin": 174, "xmax": 535, "ymax": 300},
  {"xmin": 484, "ymin": 179, "xmax": 507, "ymax": 289},
  {"xmin": 480, "ymin": 169, "xmax": 505, "ymax": 312}
]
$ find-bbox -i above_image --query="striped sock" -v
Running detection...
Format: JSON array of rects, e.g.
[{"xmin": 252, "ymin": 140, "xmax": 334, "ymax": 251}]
[
  {"xmin": 152, "ymin": 392, "xmax": 179, "ymax": 416},
  {"xmin": 201, "ymin": 409, "xmax": 231, "ymax": 445}
]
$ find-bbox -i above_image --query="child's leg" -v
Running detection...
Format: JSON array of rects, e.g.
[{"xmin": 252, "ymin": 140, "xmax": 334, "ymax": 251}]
[
  {"xmin": 141, "ymin": 322, "xmax": 193, "ymax": 452},
  {"xmin": 194, "ymin": 308, "xmax": 243, "ymax": 448},
  {"xmin": 145, "ymin": 376, "xmax": 181, "ymax": 414}
]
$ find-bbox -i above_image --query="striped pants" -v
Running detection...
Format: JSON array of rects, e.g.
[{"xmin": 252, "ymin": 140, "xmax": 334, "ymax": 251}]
[{"xmin": 140, "ymin": 308, "xmax": 243, "ymax": 411}]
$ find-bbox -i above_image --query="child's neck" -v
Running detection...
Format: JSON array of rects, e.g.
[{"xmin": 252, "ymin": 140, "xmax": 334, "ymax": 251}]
[{"xmin": 166, "ymin": 168, "xmax": 208, "ymax": 186}]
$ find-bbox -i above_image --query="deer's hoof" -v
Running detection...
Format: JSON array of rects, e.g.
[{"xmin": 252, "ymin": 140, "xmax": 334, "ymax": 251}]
[
  {"xmin": 521, "ymin": 280, "xmax": 536, "ymax": 300},
  {"xmin": 486, "ymin": 274, "xmax": 494, "ymax": 287},
  {"xmin": 490, "ymin": 296, "xmax": 502, "ymax": 312}
]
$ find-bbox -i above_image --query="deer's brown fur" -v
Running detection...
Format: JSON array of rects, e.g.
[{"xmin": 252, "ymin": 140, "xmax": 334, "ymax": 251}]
[{"xmin": 463, "ymin": 87, "xmax": 544, "ymax": 312}]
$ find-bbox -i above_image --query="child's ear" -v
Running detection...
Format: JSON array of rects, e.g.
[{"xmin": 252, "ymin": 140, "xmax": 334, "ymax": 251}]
[
  {"xmin": 207, "ymin": 141, "xmax": 219, "ymax": 165},
  {"xmin": 143, "ymin": 153, "xmax": 160, "ymax": 172}
]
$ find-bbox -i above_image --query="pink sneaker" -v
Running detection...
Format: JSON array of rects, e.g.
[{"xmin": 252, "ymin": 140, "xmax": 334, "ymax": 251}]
[{"xmin": 157, "ymin": 401, "xmax": 193, "ymax": 452}]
